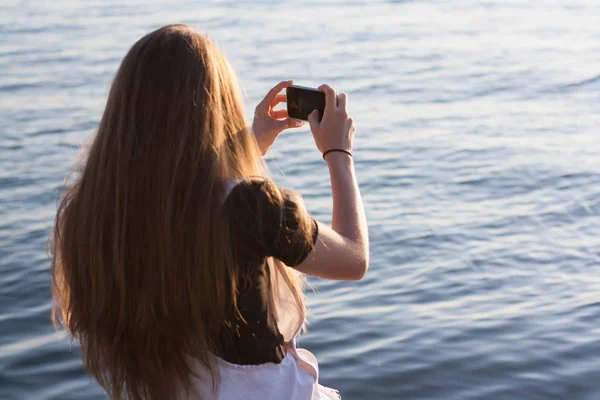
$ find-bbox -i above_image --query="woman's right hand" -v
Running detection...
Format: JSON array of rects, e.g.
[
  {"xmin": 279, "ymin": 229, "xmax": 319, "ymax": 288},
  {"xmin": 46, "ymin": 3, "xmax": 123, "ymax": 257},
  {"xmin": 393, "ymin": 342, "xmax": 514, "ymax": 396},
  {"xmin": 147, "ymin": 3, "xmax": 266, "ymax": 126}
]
[{"xmin": 307, "ymin": 85, "xmax": 355, "ymax": 155}]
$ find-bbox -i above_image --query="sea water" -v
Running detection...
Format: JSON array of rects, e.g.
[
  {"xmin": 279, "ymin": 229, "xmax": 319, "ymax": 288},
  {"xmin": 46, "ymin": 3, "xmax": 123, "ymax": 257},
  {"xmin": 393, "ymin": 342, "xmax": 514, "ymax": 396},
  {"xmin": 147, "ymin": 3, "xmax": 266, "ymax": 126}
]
[{"xmin": 1, "ymin": 1, "xmax": 600, "ymax": 398}]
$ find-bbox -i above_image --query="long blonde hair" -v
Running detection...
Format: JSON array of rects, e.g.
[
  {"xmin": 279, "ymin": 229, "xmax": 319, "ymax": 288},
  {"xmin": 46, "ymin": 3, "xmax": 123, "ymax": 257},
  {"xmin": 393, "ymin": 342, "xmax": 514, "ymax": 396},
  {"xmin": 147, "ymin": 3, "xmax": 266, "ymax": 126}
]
[{"xmin": 50, "ymin": 24, "xmax": 306, "ymax": 400}]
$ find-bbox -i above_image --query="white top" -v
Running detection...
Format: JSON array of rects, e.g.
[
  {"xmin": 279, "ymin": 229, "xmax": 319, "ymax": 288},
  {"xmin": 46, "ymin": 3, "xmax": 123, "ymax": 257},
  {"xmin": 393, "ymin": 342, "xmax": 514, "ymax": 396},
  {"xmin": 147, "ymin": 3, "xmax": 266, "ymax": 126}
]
[
  {"xmin": 177, "ymin": 180, "xmax": 340, "ymax": 399},
  {"xmin": 181, "ymin": 340, "xmax": 340, "ymax": 400}
]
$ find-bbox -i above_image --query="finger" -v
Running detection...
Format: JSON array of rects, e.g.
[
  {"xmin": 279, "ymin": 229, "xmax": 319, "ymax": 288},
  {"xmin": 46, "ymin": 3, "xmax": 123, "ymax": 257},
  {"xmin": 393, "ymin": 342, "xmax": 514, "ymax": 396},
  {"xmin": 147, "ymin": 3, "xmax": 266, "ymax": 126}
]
[
  {"xmin": 307, "ymin": 109, "xmax": 320, "ymax": 129},
  {"xmin": 318, "ymin": 84, "xmax": 337, "ymax": 114},
  {"xmin": 338, "ymin": 93, "xmax": 348, "ymax": 112},
  {"xmin": 270, "ymin": 93, "xmax": 286, "ymax": 108},
  {"xmin": 272, "ymin": 109, "xmax": 289, "ymax": 119},
  {"xmin": 278, "ymin": 118, "xmax": 304, "ymax": 130},
  {"xmin": 258, "ymin": 80, "xmax": 293, "ymax": 110}
]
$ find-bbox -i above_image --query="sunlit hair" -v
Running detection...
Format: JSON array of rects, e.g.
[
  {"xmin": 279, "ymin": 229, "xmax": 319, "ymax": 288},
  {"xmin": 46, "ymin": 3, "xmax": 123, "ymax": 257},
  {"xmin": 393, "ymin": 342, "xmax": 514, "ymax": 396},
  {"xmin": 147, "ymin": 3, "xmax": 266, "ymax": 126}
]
[{"xmin": 50, "ymin": 24, "xmax": 308, "ymax": 400}]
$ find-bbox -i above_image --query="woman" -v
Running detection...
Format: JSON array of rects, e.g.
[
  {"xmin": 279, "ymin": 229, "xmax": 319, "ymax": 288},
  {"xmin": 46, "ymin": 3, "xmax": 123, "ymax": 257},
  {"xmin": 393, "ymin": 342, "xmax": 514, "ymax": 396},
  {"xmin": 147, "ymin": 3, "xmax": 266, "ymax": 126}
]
[{"xmin": 51, "ymin": 24, "xmax": 368, "ymax": 400}]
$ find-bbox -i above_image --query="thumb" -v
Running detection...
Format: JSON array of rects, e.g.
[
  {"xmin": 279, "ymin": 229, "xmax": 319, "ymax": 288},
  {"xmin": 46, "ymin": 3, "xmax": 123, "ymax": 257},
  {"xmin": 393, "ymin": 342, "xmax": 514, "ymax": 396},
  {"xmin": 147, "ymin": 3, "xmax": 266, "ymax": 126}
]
[
  {"xmin": 279, "ymin": 118, "xmax": 304, "ymax": 131},
  {"xmin": 307, "ymin": 110, "xmax": 320, "ymax": 129}
]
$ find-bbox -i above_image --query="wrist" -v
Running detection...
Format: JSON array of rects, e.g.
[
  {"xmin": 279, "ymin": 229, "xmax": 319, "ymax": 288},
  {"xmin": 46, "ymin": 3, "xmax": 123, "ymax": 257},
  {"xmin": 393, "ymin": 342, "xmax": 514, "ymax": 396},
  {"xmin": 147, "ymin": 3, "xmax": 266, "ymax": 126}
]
[
  {"xmin": 324, "ymin": 151, "xmax": 353, "ymax": 168},
  {"xmin": 252, "ymin": 131, "xmax": 269, "ymax": 156}
]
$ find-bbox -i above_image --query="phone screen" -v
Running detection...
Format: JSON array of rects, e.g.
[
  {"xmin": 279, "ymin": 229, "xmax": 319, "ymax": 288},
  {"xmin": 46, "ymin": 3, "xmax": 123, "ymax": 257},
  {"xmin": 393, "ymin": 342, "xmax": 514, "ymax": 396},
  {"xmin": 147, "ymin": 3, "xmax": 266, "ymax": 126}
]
[{"xmin": 286, "ymin": 85, "xmax": 325, "ymax": 122}]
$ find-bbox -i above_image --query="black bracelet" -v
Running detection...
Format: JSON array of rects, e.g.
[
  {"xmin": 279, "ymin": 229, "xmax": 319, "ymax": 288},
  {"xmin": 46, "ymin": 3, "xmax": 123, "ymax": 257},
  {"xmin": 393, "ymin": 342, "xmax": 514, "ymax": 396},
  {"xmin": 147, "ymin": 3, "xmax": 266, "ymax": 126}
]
[{"xmin": 322, "ymin": 149, "xmax": 352, "ymax": 160}]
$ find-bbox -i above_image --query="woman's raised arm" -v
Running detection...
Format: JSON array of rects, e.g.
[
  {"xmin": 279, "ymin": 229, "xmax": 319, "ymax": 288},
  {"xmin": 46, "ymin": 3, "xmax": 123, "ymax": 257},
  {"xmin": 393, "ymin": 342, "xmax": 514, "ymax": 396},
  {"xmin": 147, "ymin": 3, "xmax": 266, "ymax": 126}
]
[{"xmin": 294, "ymin": 85, "xmax": 369, "ymax": 281}]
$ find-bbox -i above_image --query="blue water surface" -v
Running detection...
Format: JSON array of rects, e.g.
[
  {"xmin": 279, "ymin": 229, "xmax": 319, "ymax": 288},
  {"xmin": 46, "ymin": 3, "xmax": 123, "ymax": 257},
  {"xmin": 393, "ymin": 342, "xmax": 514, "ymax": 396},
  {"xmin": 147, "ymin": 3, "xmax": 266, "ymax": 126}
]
[{"xmin": 1, "ymin": 0, "xmax": 600, "ymax": 399}]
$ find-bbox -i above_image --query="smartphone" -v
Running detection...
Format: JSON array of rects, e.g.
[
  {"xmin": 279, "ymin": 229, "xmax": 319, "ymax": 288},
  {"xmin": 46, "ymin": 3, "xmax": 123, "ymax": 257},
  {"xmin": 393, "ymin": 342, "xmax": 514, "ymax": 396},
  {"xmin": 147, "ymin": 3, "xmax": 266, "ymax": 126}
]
[{"xmin": 286, "ymin": 85, "xmax": 325, "ymax": 122}]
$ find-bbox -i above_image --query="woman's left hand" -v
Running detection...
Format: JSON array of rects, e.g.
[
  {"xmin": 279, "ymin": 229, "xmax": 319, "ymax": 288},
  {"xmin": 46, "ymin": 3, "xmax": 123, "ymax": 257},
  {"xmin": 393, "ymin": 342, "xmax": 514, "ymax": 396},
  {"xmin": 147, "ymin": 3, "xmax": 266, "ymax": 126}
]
[{"xmin": 252, "ymin": 80, "xmax": 304, "ymax": 155}]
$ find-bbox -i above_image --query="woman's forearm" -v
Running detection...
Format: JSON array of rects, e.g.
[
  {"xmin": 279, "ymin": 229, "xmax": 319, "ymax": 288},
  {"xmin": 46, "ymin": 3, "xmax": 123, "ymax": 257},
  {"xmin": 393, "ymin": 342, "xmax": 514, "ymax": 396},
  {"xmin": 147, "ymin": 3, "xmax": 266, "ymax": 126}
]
[{"xmin": 326, "ymin": 152, "xmax": 369, "ymax": 257}]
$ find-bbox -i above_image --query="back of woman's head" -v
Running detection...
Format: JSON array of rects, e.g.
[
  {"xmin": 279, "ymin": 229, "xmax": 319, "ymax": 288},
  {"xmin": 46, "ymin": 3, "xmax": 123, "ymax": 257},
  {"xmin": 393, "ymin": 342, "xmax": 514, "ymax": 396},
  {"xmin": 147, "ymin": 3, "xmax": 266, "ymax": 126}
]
[{"xmin": 51, "ymin": 24, "xmax": 263, "ymax": 399}]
